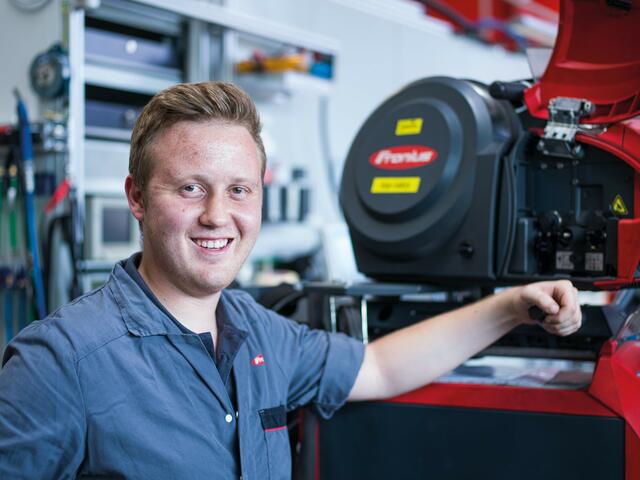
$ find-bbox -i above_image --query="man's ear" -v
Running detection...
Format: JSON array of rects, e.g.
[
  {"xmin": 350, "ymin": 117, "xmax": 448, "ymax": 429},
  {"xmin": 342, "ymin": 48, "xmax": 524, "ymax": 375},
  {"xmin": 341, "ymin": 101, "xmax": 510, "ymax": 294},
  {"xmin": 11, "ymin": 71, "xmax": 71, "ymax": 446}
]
[{"xmin": 125, "ymin": 175, "xmax": 144, "ymax": 222}]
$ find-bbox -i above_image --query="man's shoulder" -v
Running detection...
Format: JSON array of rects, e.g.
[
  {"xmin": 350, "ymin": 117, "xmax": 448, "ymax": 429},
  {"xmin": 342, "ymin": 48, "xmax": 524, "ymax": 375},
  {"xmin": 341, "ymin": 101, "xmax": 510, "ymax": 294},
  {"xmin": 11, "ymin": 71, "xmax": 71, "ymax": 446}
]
[
  {"xmin": 18, "ymin": 283, "xmax": 127, "ymax": 361},
  {"xmin": 221, "ymin": 287, "xmax": 307, "ymax": 337},
  {"xmin": 221, "ymin": 288, "xmax": 267, "ymax": 326}
]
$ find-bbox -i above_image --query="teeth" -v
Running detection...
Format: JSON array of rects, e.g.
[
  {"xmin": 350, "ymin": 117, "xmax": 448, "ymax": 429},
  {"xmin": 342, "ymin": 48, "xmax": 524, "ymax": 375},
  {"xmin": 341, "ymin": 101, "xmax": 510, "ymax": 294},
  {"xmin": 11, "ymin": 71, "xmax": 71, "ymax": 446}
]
[{"xmin": 196, "ymin": 239, "xmax": 229, "ymax": 250}]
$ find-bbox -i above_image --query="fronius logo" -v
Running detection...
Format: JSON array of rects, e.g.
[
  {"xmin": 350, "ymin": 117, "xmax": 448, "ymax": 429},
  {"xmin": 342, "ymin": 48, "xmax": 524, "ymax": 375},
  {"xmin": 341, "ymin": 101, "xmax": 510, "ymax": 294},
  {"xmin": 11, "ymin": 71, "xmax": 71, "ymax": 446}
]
[{"xmin": 369, "ymin": 145, "xmax": 437, "ymax": 170}]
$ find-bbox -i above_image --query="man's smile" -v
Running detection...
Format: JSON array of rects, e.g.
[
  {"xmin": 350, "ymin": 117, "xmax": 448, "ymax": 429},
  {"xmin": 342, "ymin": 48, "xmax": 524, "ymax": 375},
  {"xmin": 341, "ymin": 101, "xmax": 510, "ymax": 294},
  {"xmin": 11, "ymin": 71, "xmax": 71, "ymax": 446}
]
[{"xmin": 192, "ymin": 237, "xmax": 232, "ymax": 251}]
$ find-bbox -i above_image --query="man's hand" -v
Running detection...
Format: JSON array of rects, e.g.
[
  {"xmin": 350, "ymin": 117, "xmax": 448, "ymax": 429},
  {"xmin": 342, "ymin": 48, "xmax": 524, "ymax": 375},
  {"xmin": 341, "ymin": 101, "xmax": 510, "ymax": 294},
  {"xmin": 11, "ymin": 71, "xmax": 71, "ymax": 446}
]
[{"xmin": 509, "ymin": 280, "xmax": 582, "ymax": 336}]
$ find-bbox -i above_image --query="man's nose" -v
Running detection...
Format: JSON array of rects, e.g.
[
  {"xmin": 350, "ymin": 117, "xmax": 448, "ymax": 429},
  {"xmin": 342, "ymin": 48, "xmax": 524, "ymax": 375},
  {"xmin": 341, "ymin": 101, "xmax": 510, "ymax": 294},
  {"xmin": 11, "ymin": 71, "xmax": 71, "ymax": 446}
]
[{"xmin": 199, "ymin": 193, "xmax": 230, "ymax": 227}]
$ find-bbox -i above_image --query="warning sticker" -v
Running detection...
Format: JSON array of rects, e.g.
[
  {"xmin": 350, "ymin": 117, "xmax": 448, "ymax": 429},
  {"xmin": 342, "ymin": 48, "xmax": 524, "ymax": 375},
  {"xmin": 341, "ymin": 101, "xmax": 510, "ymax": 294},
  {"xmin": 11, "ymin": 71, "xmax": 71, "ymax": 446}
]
[
  {"xmin": 585, "ymin": 252, "xmax": 604, "ymax": 272},
  {"xmin": 556, "ymin": 251, "xmax": 574, "ymax": 270},
  {"xmin": 395, "ymin": 118, "xmax": 423, "ymax": 136},
  {"xmin": 612, "ymin": 194, "xmax": 629, "ymax": 216},
  {"xmin": 371, "ymin": 177, "xmax": 421, "ymax": 194}
]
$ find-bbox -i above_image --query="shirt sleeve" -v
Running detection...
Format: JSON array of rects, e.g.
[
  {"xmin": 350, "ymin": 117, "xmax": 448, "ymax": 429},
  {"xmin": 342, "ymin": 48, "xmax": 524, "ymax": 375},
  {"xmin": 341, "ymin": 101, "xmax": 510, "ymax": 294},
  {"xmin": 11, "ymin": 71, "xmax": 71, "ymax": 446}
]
[
  {"xmin": 0, "ymin": 321, "xmax": 86, "ymax": 479},
  {"xmin": 256, "ymin": 305, "xmax": 365, "ymax": 419}
]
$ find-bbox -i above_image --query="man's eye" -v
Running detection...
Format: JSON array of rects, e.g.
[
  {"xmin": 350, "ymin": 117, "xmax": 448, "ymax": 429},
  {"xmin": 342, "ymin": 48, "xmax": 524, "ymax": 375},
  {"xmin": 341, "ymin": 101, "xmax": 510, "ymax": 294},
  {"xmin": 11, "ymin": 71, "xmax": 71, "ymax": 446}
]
[
  {"xmin": 182, "ymin": 184, "xmax": 202, "ymax": 194},
  {"xmin": 231, "ymin": 186, "xmax": 248, "ymax": 195}
]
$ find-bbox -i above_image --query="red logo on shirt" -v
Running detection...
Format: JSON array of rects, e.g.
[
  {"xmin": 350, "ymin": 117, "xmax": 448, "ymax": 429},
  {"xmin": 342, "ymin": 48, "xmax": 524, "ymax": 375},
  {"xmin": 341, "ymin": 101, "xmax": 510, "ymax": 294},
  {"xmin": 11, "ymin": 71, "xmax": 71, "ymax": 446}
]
[{"xmin": 251, "ymin": 354, "xmax": 265, "ymax": 366}]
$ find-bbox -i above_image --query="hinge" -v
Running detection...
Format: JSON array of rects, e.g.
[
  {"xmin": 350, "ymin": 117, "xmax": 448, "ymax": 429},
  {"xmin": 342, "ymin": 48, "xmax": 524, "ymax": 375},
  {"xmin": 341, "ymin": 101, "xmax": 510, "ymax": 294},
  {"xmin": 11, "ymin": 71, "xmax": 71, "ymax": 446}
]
[{"xmin": 537, "ymin": 97, "xmax": 594, "ymax": 159}]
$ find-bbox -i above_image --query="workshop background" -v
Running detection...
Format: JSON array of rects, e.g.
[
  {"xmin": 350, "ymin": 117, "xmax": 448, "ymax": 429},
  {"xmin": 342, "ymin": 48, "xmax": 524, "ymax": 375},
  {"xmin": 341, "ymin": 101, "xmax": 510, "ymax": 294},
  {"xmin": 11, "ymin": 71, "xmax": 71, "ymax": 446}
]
[
  {"xmin": 0, "ymin": 0, "xmax": 554, "ymax": 329},
  {"xmin": 4, "ymin": 1, "xmax": 640, "ymax": 479}
]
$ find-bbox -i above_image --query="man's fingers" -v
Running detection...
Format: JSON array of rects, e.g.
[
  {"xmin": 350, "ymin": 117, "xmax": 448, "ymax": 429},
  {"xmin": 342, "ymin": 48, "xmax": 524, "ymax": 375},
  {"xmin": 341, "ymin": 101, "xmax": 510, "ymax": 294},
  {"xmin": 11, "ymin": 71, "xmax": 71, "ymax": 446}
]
[
  {"xmin": 553, "ymin": 280, "xmax": 575, "ymax": 308},
  {"xmin": 543, "ymin": 320, "xmax": 581, "ymax": 336},
  {"xmin": 542, "ymin": 317, "xmax": 580, "ymax": 334},
  {"xmin": 519, "ymin": 280, "xmax": 582, "ymax": 336},
  {"xmin": 523, "ymin": 286, "xmax": 560, "ymax": 316},
  {"xmin": 544, "ymin": 281, "xmax": 579, "ymax": 320},
  {"xmin": 545, "ymin": 305, "xmax": 578, "ymax": 324},
  {"xmin": 542, "ymin": 298, "xmax": 582, "ymax": 335}
]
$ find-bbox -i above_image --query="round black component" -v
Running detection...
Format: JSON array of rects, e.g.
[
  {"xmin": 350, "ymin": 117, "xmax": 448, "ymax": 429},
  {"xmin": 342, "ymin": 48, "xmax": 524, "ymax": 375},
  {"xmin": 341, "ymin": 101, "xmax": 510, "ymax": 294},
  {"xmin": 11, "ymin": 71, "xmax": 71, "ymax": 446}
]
[
  {"xmin": 458, "ymin": 242, "xmax": 474, "ymax": 259},
  {"xmin": 586, "ymin": 229, "xmax": 606, "ymax": 247},
  {"xmin": 488, "ymin": 81, "xmax": 526, "ymax": 102},
  {"xmin": 340, "ymin": 76, "xmax": 518, "ymax": 262},
  {"xmin": 538, "ymin": 210, "xmax": 563, "ymax": 231},
  {"xmin": 29, "ymin": 44, "xmax": 70, "ymax": 100},
  {"xmin": 559, "ymin": 227, "xmax": 573, "ymax": 246}
]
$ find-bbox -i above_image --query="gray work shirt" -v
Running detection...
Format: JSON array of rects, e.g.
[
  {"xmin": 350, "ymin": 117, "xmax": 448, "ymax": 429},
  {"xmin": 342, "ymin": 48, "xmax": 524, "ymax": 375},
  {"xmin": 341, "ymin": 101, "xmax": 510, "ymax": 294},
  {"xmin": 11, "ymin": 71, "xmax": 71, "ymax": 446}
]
[{"xmin": 0, "ymin": 258, "xmax": 365, "ymax": 479}]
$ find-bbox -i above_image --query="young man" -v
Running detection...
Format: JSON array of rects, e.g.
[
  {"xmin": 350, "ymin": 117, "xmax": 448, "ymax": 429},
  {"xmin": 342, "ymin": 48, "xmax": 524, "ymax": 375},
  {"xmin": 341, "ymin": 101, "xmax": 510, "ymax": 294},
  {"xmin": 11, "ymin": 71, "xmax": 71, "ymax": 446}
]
[{"xmin": 0, "ymin": 82, "xmax": 581, "ymax": 479}]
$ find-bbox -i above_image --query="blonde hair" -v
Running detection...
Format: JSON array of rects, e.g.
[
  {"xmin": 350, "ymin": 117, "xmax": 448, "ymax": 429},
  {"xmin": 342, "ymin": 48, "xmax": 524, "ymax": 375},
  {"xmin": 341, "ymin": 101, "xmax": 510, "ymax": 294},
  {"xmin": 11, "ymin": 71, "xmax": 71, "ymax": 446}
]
[{"xmin": 129, "ymin": 81, "xmax": 266, "ymax": 191}]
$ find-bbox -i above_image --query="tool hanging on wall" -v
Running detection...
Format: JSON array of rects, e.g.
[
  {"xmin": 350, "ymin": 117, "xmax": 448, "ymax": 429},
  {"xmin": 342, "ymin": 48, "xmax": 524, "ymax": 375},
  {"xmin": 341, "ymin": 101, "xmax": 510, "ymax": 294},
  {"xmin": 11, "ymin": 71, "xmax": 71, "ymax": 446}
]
[
  {"xmin": 14, "ymin": 89, "xmax": 47, "ymax": 320},
  {"xmin": 43, "ymin": 188, "xmax": 82, "ymax": 308},
  {"xmin": 29, "ymin": 41, "xmax": 82, "ymax": 310},
  {"xmin": 7, "ymin": 158, "xmax": 19, "ymax": 260},
  {"xmin": 1, "ymin": 163, "xmax": 11, "ymax": 344},
  {"xmin": 0, "ymin": 147, "xmax": 28, "ymax": 346}
]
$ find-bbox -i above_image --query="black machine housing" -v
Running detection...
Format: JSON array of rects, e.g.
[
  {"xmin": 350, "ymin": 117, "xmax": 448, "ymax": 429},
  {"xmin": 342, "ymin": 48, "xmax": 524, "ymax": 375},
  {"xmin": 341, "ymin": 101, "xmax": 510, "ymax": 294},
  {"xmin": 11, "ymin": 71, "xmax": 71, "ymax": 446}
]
[{"xmin": 340, "ymin": 76, "xmax": 634, "ymax": 289}]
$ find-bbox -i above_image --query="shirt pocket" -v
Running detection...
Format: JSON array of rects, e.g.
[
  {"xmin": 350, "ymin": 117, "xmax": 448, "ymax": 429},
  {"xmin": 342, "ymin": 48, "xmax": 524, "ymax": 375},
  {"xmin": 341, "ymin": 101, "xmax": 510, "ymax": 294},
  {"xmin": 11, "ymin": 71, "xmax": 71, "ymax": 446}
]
[{"xmin": 259, "ymin": 405, "xmax": 291, "ymax": 480}]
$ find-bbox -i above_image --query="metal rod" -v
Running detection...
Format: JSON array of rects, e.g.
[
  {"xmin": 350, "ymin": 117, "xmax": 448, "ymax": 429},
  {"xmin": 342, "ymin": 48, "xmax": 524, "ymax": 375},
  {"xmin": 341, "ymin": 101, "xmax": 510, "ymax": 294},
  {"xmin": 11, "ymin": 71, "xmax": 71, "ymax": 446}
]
[
  {"xmin": 329, "ymin": 295, "xmax": 337, "ymax": 333},
  {"xmin": 360, "ymin": 297, "xmax": 369, "ymax": 344}
]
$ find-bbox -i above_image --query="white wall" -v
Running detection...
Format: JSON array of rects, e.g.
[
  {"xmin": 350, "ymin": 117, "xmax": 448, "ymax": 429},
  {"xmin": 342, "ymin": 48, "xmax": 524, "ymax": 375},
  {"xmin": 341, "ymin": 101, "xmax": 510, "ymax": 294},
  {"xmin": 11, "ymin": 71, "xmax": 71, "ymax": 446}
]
[
  {"xmin": 227, "ymin": 0, "xmax": 530, "ymax": 171},
  {"xmin": 0, "ymin": 1, "xmax": 63, "ymax": 123}
]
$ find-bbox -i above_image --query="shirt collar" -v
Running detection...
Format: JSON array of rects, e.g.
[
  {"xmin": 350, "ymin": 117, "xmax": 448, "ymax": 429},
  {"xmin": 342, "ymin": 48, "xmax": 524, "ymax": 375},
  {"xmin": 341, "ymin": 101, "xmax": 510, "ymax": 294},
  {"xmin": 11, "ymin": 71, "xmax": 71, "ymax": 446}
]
[{"xmin": 109, "ymin": 253, "xmax": 248, "ymax": 339}]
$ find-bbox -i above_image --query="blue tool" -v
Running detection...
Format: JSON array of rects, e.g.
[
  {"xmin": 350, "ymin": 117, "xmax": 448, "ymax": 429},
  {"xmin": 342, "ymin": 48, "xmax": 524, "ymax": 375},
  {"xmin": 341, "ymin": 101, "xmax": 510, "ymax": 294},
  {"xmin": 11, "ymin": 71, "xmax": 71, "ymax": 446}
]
[{"xmin": 14, "ymin": 89, "xmax": 46, "ymax": 320}]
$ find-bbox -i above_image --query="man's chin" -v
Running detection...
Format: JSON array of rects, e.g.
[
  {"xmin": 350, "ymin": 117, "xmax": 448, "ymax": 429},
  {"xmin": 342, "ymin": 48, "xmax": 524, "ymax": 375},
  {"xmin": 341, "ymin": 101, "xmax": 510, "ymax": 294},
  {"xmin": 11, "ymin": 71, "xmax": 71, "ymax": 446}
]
[{"xmin": 189, "ymin": 277, "xmax": 235, "ymax": 297}]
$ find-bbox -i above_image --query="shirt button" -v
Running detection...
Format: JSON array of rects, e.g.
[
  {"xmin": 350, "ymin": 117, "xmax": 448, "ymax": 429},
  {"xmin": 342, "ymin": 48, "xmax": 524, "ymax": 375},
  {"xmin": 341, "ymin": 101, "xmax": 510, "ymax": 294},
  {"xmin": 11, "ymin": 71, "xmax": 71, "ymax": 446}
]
[{"xmin": 225, "ymin": 413, "xmax": 233, "ymax": 423}]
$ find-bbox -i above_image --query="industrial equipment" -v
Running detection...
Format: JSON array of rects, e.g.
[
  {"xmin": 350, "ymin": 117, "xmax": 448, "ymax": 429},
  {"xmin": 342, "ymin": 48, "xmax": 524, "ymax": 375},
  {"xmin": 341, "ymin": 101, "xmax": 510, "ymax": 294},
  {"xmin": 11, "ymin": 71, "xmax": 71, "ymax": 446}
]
[
  {"xmin": 306, "ymin": 1, "xmax": 640, "ymax": 479},
  {"xmin": 340, "ymin": 20, "xmax": 640, "ymax": 290}
]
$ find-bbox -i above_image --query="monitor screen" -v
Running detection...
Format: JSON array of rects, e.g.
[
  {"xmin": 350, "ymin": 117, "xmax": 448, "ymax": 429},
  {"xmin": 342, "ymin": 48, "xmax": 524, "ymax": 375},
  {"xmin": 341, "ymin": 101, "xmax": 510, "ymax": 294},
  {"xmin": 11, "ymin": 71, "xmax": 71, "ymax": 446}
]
[{"xmin": 102, "ymin": 207, "xmax": 131, "ymax": 244}]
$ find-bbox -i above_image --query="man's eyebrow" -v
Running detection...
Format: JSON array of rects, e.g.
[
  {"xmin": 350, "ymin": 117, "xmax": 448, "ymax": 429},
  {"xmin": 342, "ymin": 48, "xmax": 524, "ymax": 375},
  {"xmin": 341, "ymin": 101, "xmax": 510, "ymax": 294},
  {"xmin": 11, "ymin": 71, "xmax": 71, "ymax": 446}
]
[
  {"xmin": 229, "ymin": 176, "xmax": 261, "ymax": 186},
  {"xmin": 165, "ymin": 173, "xmax": 260, "ymax": 187}
]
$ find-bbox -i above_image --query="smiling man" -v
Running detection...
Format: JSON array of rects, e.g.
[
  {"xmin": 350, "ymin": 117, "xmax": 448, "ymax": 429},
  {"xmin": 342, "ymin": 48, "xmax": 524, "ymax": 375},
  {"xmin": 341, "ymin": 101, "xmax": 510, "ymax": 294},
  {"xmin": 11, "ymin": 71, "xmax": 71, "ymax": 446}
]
[
  {"xmin": 127, "ymin": 117, "xmax": 264, "ymax": 334},
  {"xmin": 0, "ymin": 82, "xmax": 582, "ymax": 479}
]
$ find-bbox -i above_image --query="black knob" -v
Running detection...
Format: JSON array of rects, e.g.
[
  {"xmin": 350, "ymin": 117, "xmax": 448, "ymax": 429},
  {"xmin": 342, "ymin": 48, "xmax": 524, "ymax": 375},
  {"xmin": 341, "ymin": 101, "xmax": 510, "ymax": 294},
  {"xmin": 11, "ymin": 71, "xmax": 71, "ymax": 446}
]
[
  {"xmin": 558, "ymin": 228, "xmax": 573, "ymax": 246},
  {"xmin": 489, "ymin": 81, "xmax": 526, "ymax": 102},
  {"xmin": 586, "ymin": 229, "xmax": 606, "ymax": 247},
  {"xmin": 538, "ymin": 211, "xmax": 563, "ymax": 231},
  {"xmin": 459, "ymin": 242, "xmax": 474, "ymax": 259}
]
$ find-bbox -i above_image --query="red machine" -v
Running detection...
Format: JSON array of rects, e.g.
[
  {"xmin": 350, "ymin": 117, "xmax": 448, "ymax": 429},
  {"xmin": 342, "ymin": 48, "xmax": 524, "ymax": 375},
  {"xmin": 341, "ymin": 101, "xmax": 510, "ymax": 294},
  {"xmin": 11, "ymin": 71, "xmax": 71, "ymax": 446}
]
[
  {"xmin": 524, "ymin": 0, "xmax": 640, "ymax": 290},
  {"xmin": 304, "ymin": 1, "xmax": 640, "ymax": 479}
]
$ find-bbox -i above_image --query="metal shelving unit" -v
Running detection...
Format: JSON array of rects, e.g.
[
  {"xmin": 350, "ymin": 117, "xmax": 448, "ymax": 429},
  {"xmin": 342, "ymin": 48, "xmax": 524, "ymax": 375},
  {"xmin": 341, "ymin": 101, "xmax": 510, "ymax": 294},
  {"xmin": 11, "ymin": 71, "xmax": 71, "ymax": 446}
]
[{"xmin": 62, "ymin": 0, "xmax": 339, "ymax": 295}]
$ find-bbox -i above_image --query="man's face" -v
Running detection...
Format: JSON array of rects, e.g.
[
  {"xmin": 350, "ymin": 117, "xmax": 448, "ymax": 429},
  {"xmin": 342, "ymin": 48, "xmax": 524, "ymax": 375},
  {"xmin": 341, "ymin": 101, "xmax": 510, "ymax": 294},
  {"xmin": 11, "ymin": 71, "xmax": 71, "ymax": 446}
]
[{"xmin": 127, "ymin": 120, "xmax": 263, "ymax": 298}]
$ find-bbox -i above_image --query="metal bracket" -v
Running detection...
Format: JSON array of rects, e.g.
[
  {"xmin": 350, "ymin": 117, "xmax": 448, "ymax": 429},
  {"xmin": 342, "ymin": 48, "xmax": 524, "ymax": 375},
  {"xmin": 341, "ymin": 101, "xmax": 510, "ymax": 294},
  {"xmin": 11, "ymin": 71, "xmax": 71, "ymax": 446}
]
[{"xmin": 537, "ymin": 97, "xmax": 594, "ymax": 159}]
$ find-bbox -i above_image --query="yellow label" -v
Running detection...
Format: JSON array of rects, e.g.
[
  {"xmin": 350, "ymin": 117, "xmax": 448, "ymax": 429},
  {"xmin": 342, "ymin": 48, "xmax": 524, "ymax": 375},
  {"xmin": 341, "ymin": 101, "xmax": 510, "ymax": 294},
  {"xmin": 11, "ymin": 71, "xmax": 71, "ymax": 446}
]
[
  {"xmin": 371, "ymin": 177, "xmax": 421, "ymax": 194},
  {"xmin": 395, "ymin": 118, "xmax": 423, "ymax": 136},
  {"xmin": 612, "ymin": 194, "xmax": 629, "ymax": 216}
]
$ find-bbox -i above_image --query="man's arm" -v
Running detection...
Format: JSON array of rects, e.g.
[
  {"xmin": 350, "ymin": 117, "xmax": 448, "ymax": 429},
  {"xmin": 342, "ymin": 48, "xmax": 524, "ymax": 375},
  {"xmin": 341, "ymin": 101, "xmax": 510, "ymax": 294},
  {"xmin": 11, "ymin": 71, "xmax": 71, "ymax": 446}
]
[
  {"xmin": 348, "ymin": 280, "xmax": 581, "ymax": 401},
  {"xmin": 0, "ymin": 323, "xmax": 86, "ymax": 478}
]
